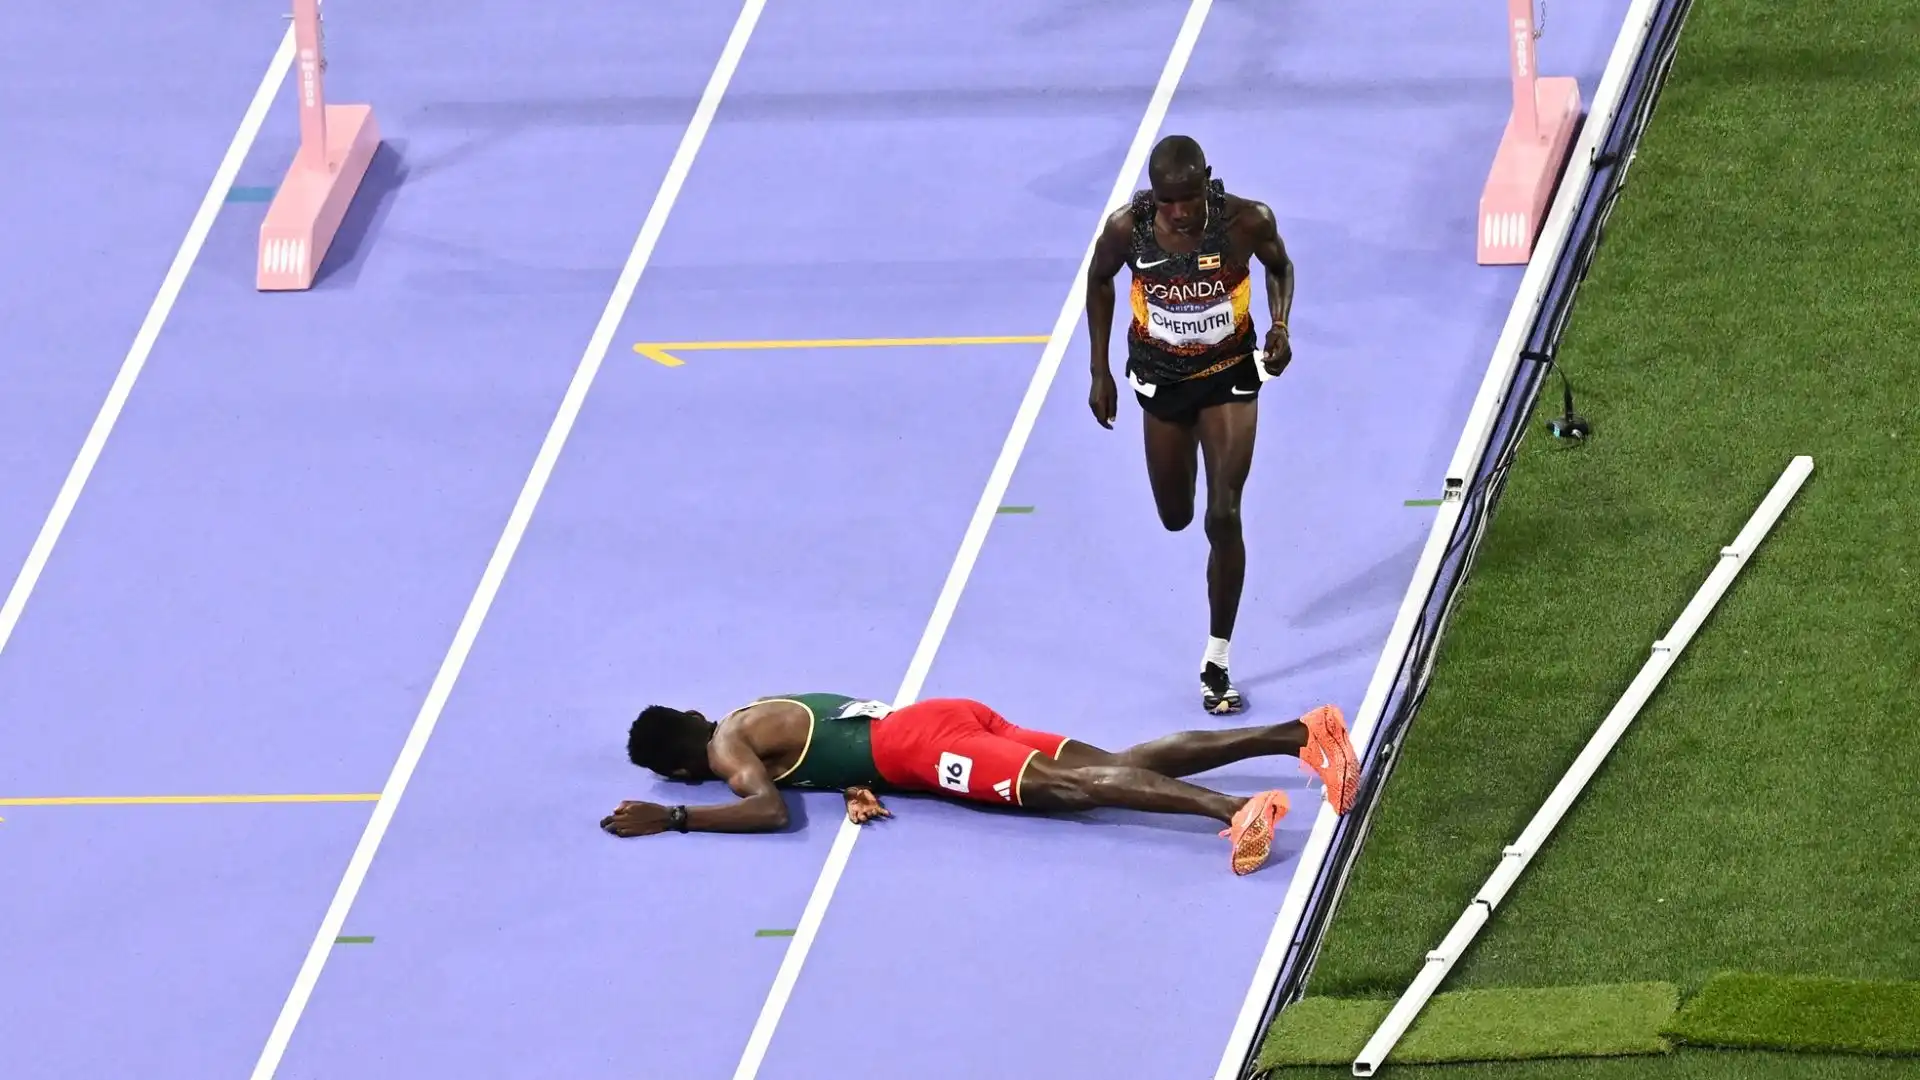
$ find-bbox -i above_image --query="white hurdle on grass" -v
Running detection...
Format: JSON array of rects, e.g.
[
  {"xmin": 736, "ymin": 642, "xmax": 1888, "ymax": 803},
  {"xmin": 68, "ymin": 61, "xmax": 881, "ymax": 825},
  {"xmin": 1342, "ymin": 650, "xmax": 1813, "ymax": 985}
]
[{"xmin": 1350, "ymin": 454, "xmax": 1814, "ymax": 1077}]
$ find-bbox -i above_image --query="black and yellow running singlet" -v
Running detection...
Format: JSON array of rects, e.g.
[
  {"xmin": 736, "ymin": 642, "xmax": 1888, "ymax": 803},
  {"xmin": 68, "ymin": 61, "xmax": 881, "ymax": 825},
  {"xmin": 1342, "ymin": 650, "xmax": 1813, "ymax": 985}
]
[
  {"xmin": 760, "ymin": 693, "xmax": 894, "ymax": 791},
  {"xmin": 1124, "ymin": 179, "xmax": 1257, "ymax": 386}
]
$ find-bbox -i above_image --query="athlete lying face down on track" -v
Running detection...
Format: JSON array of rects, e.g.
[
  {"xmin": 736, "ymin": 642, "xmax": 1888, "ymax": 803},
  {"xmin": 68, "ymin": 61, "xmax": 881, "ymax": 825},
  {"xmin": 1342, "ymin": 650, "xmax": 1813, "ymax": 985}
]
[{"xmin": 601, "ymin": 693, "xmax": 1359, "ymax": 876}]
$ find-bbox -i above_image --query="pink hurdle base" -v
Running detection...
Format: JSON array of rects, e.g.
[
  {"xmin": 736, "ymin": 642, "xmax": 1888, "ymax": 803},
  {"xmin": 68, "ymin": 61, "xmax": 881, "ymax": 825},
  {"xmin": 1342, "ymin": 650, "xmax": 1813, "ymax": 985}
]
[
  {"xmin": 257, "ymin": 0, "xmax": 381, "ymax": 291},
  {"xmin": 1477, "ymin": 1, "xmax": 1583, "ymax": 266},
  {"xmin": 257, "ymin": 105, "xmax": 380, "ymax": 290}
]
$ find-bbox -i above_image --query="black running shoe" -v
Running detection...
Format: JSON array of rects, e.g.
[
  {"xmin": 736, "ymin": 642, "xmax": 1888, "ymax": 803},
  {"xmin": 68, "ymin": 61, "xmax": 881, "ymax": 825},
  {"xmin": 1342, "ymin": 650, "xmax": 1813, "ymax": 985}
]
[{"xmin": 1201, "ymin": 662, "xmax": 1245, "ymax": 715}]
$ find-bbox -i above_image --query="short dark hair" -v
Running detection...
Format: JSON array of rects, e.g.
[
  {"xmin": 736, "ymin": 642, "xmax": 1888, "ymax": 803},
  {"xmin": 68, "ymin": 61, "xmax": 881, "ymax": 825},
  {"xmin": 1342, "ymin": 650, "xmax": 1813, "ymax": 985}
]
[
  {"xmin": 1148, "ymin": 134, "xmax": 1207, "ymax": 186},
  {"xmin": 627, "ymin": 705, "xmax": 715, "ymax": 776}
]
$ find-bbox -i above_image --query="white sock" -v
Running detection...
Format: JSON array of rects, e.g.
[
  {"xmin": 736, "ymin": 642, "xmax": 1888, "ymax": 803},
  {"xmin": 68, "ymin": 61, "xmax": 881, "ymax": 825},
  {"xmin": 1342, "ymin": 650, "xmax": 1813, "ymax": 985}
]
[{"xmin": 1204, "ymin": 636, "xmax": 1231, "ymax": 671}]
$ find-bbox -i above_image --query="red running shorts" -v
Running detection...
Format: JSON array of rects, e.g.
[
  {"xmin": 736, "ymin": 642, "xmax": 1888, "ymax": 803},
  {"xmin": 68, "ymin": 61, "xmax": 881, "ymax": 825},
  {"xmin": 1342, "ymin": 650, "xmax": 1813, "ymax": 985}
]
[{"xmin": 869, "ymin": 698, "xmax": 1069, "ymax": 806}]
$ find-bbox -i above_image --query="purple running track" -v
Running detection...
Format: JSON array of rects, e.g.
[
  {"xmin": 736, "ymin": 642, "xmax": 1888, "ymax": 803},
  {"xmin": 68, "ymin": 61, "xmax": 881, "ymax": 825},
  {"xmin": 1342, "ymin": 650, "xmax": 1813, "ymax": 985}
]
[
  {"xmin": 0, "ymin": 2, "xmax": 272, "ymax": 591},
  {"xmin": 255, "ymin": 3, "xmax": 1205, "ymax": 1078},
  {"xmin": 755, "ymin": 2, "xmax": 1628, "ymax": 1078},
  {"xmin": 0, "ymin": 0, "xmax": 1633, "ymax": 1078},
  {"xmin": 1, "ymin": 0, "xmax": 743, "ymax": 1075}
]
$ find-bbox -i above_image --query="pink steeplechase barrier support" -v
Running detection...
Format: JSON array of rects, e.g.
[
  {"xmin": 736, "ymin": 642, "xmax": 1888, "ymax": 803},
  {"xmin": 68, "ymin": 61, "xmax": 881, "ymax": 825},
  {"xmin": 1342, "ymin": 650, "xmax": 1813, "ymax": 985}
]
[
  {"xmin": 1476, "ymin": 0, "xmax": 1582, "ymax": 265},
  {"xmin": 257, "ymin": 0, "xmax": 381, "ymax": 291}
]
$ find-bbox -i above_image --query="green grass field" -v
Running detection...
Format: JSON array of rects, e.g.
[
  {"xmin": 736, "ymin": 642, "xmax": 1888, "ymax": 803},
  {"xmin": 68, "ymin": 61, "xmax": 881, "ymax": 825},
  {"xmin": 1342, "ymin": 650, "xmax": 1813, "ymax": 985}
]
[{"xmin": 1255, "ymin": 0, "xmax": 1920, "ymax": 1075}]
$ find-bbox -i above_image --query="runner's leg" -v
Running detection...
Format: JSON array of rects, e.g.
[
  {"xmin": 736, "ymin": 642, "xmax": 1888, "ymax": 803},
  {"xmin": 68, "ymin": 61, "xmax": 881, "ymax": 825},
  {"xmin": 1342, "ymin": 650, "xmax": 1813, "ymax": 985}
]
[
  {"xmin": 1196, "ymin": 398, "xmax": 1257, "ymax": 643},
  {"xmin": 1016, "ymin": 753, "xmax": 1243, "ymax": 822},
  {"xmin": 918, "ymin": 702, "xmax": 1297, "ymax": 875},
  {"xmin": 1054, "ymin": 721, "xmax": 1307, "ymax": 776},
  {"xmin": 1142, "ymin": 409, "xmax": 1201, "ymax": 531}
]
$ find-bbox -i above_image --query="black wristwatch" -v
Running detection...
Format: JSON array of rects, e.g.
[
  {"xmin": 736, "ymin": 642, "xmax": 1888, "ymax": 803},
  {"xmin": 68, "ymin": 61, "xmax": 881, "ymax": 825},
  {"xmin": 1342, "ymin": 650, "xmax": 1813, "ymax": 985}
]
[{"xmin": 667, "ymin": 805, "xmax": 690, "ymax": 833}]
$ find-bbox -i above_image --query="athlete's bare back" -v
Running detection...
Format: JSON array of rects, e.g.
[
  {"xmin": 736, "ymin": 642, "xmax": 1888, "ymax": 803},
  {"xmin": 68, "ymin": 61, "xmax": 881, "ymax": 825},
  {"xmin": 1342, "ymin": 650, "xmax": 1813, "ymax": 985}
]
[{"xmin": 676, "ymin": 699, "xmax": 807, "ymax": 781}]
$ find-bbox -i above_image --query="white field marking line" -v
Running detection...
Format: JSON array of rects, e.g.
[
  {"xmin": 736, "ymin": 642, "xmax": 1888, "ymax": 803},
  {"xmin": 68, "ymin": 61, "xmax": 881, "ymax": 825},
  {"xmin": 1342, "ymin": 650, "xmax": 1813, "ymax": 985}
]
[
  {"xmin": 0, "ymin": 25, "xmax": 297, "ymax": 663},
  {"xmin": 726, "ymin": 2, "xmax": 1216, "ymax": 1077},
  {"xmin": 1208, "ymin": 0, "xmax": 1674, "ymax": 1073},
  {"xmin": 242, "ymin": 3, "xmax": 770, "ymax": 1077}
]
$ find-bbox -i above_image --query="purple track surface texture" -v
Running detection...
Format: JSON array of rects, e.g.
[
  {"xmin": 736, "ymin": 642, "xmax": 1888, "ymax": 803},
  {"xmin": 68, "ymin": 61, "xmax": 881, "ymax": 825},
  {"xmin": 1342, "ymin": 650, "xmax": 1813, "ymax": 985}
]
[{"xmin": 0, "ymin": 1, "xmax": 1631, "ymax": 1078}]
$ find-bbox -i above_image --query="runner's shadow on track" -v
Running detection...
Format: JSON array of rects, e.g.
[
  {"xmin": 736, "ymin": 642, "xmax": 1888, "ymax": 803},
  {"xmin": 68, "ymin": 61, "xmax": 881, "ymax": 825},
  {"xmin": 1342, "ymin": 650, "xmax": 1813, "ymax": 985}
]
[
  {"xmin": 1288, "ymin": 534, "xmax": 1425, "ymax": 630},
  {"xmin": 938, "ymin": 799, "xmax": 1227, "ymax": 840},
  {"xmin": 1232, "ymin": 635, "xmax": 1382, "ymax": 693},
  {"xmin": 904, "ymin": 774, "xmax": 1319, "ymax": 841},
  {"xmin": 777, "ymin": 791, "xmax": 812, "ymax": 833},
  {"xmin": 311, "ymin": 141, "xmax": 409, "ymax": 291}
]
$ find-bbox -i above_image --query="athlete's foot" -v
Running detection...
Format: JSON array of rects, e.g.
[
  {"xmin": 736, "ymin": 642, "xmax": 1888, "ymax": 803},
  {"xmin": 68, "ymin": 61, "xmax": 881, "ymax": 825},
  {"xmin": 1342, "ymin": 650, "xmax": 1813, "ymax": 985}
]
[
  {"xmin": 1220, "ymin": 790, "xmax": 1289, "ymax": 875},
  {"xmin": 1201, "ymin": 662, "xmax": 1245, "ymax": 715},
  {"xmin": 1298, "ymin": 704, "xmax": 1360, "ymax": 815}
]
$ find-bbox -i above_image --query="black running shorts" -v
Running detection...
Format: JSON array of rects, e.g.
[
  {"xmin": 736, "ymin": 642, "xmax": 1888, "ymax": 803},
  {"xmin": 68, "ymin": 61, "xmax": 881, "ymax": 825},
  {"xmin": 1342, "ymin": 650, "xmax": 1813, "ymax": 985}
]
[{"xmin": 1127, "ymin": 352, "xmax": 1261, "ymax": 425}]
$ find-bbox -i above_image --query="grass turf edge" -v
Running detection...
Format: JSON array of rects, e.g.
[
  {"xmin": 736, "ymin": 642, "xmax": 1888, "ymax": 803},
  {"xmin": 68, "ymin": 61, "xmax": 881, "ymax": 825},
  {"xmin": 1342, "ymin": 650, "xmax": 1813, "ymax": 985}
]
[
  {"xmin": 1665, "ymin": 973, "xmax": 1920, "ymax": 1057},
  {"xmin": 1255, "ymin": 982, "xmax": 1680, "ymax": 1069},
  {"xmin": 1258, "ymin": 975, "xmax": 1920, "ymax": 1071}
]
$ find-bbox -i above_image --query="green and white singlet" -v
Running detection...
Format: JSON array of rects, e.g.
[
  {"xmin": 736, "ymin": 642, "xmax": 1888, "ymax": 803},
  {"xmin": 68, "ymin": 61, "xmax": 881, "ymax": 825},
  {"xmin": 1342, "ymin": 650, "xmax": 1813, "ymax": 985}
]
[{"xmin": 757, "ymin": 693, "xmax": 894, "ymax": 791}]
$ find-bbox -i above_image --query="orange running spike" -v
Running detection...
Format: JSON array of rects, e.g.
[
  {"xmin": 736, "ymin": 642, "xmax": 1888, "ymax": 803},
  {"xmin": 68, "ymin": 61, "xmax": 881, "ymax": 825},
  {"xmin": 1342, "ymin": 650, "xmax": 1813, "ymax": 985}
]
[
  {"xmin": 1222, "ymin": 790, "xmax": 1290, "ymax": 876},
  {"xmin": 1298, "ymin": 704, "xmax": 1360, "ymax": 815}
]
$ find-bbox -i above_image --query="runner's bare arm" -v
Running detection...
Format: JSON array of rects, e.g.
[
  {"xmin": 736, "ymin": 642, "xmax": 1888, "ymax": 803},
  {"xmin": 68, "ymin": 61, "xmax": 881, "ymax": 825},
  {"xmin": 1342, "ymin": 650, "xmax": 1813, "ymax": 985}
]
[
  {"xmin": 1085, "ymin": 208, "xmax": 1133, "ymax": 376},
  {"xmin": 685, "ymin": 732, "xmax": 791, "ymax": 832},
  {"xmin": 1243, "ymin": 202, "xmax": 1294, "ymax": 374},
  {"xmin": 600, "ymin": 731, "xmax": 789, "ymax": 837},
  {"xmin": 1085, "ymin": 208, "xmax": 1134, "ymax": 428}
]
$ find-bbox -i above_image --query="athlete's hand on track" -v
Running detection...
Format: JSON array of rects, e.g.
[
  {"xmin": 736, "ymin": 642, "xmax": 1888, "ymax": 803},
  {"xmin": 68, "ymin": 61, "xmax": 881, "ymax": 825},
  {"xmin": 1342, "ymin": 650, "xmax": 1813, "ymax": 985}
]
[
  {"xmin": 844, "ymin": 787, "xmax": 891, "ymax": 825},
  {"xmin": 1261, "ymin": 325, "xmax": 1292, "ymax": 378},
  {"xmin": 601, "ymin": 800, "xmax": 672, "ymax": 837},
  {"xmin": 1089, "ymin": 369, "xmax": 1118, "ymax": 429}
]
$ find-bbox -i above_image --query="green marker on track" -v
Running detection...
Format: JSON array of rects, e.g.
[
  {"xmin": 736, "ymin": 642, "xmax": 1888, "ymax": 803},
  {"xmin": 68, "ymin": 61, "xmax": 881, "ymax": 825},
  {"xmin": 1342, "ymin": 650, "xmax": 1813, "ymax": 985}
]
[
  {"xmin": 1404, "ymin": 498, "xmax": 1443, "ymax": 507},
  {"xmin": 996, "ymin": 505, "xmax": 1035, "ymax": 514},
  {"xmin": 335, "ymin": 935, "xmax": 375, "ymax": 944},
  {"xmin": 755, "ymin": 929, "xmax": 796, "ymax": 938}
]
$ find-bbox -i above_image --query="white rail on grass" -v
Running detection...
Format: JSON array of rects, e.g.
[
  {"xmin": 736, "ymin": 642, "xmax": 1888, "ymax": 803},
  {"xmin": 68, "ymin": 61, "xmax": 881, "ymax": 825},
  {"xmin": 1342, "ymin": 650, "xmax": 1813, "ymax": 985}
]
[{"xmin": 1350, "ymin": 454, "xmax": 1814, "ymax": 1077}]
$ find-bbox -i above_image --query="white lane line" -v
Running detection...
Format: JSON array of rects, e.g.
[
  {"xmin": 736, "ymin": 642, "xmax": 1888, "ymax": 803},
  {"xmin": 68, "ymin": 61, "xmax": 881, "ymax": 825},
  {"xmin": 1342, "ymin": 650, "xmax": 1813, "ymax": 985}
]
[
  {"xmin": 726, "ymin": 3, "xmax": 1216, "ymax": 1077},
  {"xmin": 242, "ymin": 3, "xmax": 771, "ymax": 1077},
  {"xmin": 0, "ymin": 25, "xmax": 296, "ymax": 663}
]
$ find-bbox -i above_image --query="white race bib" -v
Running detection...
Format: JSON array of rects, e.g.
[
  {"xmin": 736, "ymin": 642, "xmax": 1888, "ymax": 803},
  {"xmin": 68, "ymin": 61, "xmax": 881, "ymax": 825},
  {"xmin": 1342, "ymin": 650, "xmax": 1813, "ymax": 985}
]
[
  {"xmin": 937, "ymin": 751, "xmax": 974, "ymax": 793},
  {"xmin": 1145, "ymin": 298, "xmax": 1236, "ymax": 350}
]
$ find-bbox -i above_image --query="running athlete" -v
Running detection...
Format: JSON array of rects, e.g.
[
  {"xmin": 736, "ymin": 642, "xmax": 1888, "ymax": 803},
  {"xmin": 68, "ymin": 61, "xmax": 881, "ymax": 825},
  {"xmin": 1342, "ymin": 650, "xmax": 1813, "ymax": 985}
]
[
  {"xmin": 601, "ymin": 693, "xmax": 1357, "ymax": 876},
  {"xmin": 1086, "ymin": 134, "xmax": 1295, "ymax": 715}
]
